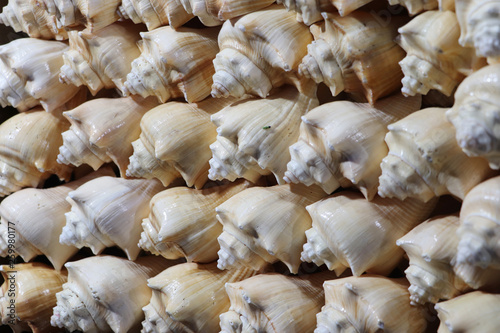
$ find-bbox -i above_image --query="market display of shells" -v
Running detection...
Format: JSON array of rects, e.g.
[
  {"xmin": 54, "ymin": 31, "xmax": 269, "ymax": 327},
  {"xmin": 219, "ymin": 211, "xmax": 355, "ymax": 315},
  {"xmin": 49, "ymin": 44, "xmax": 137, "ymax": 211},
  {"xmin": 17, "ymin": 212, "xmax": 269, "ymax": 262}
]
[{"xmin": 0, "ymin": 0, "xmax": 499, "ymax": 332}]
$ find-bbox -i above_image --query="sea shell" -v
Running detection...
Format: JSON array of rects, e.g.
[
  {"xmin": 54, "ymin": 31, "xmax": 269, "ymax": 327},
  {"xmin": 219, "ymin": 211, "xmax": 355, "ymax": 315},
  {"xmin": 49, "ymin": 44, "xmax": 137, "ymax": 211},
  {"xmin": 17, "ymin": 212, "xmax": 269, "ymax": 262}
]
[
  {"xmin": 388, "ymin": 0, "xmax": 438, "ymax": 15},
  {"xmin": 299, "ymin": 11, "xmax": 406, "ymax": 104},
  {"xmin": 59, "ymin": 176, "xmax": 165, "ymax": 260},
  {"xmin": 284, "ymin": 93, "xmax": 421, "ymax": 199},
  {"xmin": 446, "ymin": 64, "xmax": 500, "ymax": 170},
  {"xmin": 123, "ymin": 25, "xmax": 219, "ymax": 103},
  {"xmin": 301, "ymin": 191, "xmax": 437, "ymax": 276},
  {"xmin": 51, "ymin": 255, "xmax": 175, "ymax": 333},
  {"xmin": 316, "ymin": 275, "xmax": 428, "ymax": 333},
  {"xmin": 0, "ymin": 0, "xmax": 67, "ymax": 39},
  {"xmin": 211, "ymin": 5, "xmax": 313, "ymax": 99},
  {"xmin": 59, "ymin": 21, "xmax": 143, "ymax": 96},
  {"xmin": 0, "ymin": 263, "xmax": 67, "ymax": 333},
  {"xmin": 117, "ymin": 0, "xmax": 169, "ymax": 30},
  {"xmin": 216, "ymin": 183, "xmax": 327, "ymax": 274},
  {"xmin": 397, "ymin": 215, "xmax": 470, "ymax": 305},
  {"xmin": 398, "ymin": 10, "xmax": 485, "ymax": 97},
  {"xmin": 220, "ymin": 271, "xmax": 338, "ymax": 333},
  {"xmin": 142, "ymin": 262, "xmax": 257, "ymax": 333},
  {"xmin": 0, "ymin": 109, "xmax": 73, "ymax": 197},
  {"xmin": 456, "ymin": 0, "xmax": 500, "ymax": 64},
  {"xmin": 378, "ymin": 107, "xmax": 494, "ymax": 202},
  {"xmin": 0, "ymin": 167, "xmax": 114, "ymax": 271},
  {"xmin": 57, "ymin": 96, "xmax": 158, "ymax": 176},
  {"xmin": 0, "ymin": 38, "xmax": 83, "ymax": 113},
  {"xmin": 276, "ymin": 0, "xmax": 347, "ymax": 25},
  {"xmin": 209, "ymin": 85, "xmax": 318, "ymax": 184},
  {"xmin": 126, "ymin": 97, "xmax": 235, "ymax": 188},
  {"xmin": 139, "ymin": 179, "xmax": 254, "ymax": 263},
  {"xmin": 37, "ymin": 0, "xmax": 121, "ymax": 33},
  {"xmin": 435, "ymin": 291, "xmax": 500, "ymax": 333}
]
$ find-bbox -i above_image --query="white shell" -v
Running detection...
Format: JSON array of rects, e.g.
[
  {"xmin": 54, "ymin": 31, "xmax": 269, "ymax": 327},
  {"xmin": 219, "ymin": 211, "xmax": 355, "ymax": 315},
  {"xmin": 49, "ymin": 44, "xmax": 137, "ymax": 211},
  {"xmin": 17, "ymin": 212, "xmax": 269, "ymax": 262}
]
[
  {"xmin": 275, "ymin": 0, "xmax": 335, "ymax": 25},
  {"xmin": 388, "ymin": 0, "xmax": 438, "ymax": 15}
]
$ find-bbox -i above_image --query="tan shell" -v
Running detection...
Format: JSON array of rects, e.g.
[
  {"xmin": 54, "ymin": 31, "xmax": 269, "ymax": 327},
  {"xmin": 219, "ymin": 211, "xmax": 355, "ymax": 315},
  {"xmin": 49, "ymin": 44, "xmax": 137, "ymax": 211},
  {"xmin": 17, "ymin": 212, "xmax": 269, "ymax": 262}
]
[
  {"xmin": 299, "ymin": 11, "xmax": 406, "ymax": 104},
  {"xmin": 388, "ymin": 0, "xmax": 438, "ymax": 15},
  {"xmin": 57, "ymin": 96, "xmax": 158, "ymax": 176},
  {"xmin": 209, "ymin": 85, "xmax": 318, "ymax": 184},
  {"xmin": 317, "ymin": 276, "xmax": 428, "ymax": 333},
  {"xmin": 59, "ymin": 22, "xmax": 143, "ymax": 96},
  {"xmin": 123, "ymin": 26, "xmax": 220, "ymax": 103},
  {"xmin": 142, "ymin": 262, "xmax": 257, "ymax": 333},
  {"xmin": 0, "ymin": 110, "xmax": 73, "ymax": 197},
  {"xmin": 216, "ymin": 184, "xmax": 327, "ymax": 274},
  {"xmin": 126, "ymin": 97, "xmax": 236, "ymax": 188},
  {"xmin": 378, "ymin": 107, "xmax": 494, "ymax": 202},
  {"xmin": 0, "ymin": 38, "xmax": 83, "ymax": 113},
  {"xmin": 285, "ymin": 93, "xmax": 421, "ymax": 199},
  {"xmin": 275, "ymin": 0, "xmax": 335, "ymax": 25},
  {"xmin": 211, "ymin": 5, "xmax": 313, "ymax": 99},
  {"xmin": 139, "ymin": 179, "xmax": 254, "ymax": 263},
  {"xmin": 301, "ymin": 191, "xmax": 437, "ymax": 276},
  {"xmin": 0, "ymin": 263, "xmax": 67, "ymax": 333}
]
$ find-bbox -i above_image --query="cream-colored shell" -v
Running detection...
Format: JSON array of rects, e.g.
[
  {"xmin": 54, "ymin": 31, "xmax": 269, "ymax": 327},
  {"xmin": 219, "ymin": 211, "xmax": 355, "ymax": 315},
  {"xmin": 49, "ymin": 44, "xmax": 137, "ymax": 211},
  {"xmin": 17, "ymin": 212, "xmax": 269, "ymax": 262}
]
[
  {"xmin": 397, "ymin": 215, "xmax": 470, "ymax": 305},
  {"xmin": 0, "ymin": 168, "xmax": 114, "ymax": 271},
  {"xmin": 216, "ymin": 184, "xmax": 327, "ymax": 274},
  {"xmin": 59, "ymin": 176, "xmax": 164, "ymax": 260},
  {"xmin": 435, "ymin": 291, "xmax": 500, "ymax": 333},
  {"xmin": 299, "ymin": 12, "xmax": 406, "ymax": 104},
  {"xmin": 446, "ymin": 64, "xmax": 500, "ymax": 169},
  {"xmin": 57, "ymin": 96, "xmax": 158, "ymax": 176},
  {"xmin": 0, "ymin": 263, "xmax": 67, "ymax": 333},
  {"xmin": 301, "ymin": 191, "xmax": 437, "ymax": 276},
  {"xmin": 51, "ymin": 255, "xmax": 175, "ymax": 333},
  {"xmin": 123, "ymin": 26, "xmax": 219, "ymax": 104},
  {"xmin": 0, "ymin": 0, "xmax": 67, "ymax": 39},
  {"xmin": 0, "ymin": 38, "xmax": 83, "ymax": 113},
  {"xmin": 285, "ymin": 93, "xmax": 421, "ymax": 199},
  {"xmin": 117, "ymin": 0, "xmax": 169, "ymax": 30},
  {"xmin": 59, "ymin": 22, "xmax": 143, "ymax": 96},
  {"xmin": 211, "ymin": 5, "xmax": 313, "ymax": 99},
  {"xmin": 126, "ymin": 97, "xmax": 235, "ymax": 188},
  {"xmin": 0, "ymin": 110, "xmax": 73, "ymax": 197},
  {"xmin": 388, "ymin": 0, "xmax": 438, "ymax": 15},
  {"xmin": 378, "ymin": 107, "xmax": 494, "ymax": 202},
  {"xmin": 398, "ymin": 10, "xmax": 485, "ymax": 97},
  {"xmin": 209, "ymin": 85, "xmax": 318, "ymax": 184},
  {"xmin": 142, "ymin": 262, "xmax": 256, "ymax": 333},
  {"xmin": 220, "ymin": 271, "xmax": 338, "ymax": 333},
  {"xmin": 316, "ymin": 276, "xmax": 428, "ymax": 333},
  {"xmin": 139, "ymin": 180, "xmax": 253, "ymax": 263}
]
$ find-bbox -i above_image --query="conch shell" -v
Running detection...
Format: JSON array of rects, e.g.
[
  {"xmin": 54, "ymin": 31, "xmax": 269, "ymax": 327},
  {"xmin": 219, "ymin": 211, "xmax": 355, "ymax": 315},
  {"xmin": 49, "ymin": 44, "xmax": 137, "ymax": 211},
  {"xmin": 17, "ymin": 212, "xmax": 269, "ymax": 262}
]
[
  {"xmin": 126, "ymin": 97, "xmax": 236, "ymax": 188},
  {"xmin": 316, "ymin": 276, "xmax": 428, "ymax": 333},
  {"xmin": 0, "ymin": 168, "xmax": 114, "ymax": 271},
  {"xmin": 220, "ymin": 271, "xmax": 338, "ymax": 333},
  {"xmin": 285, "ymin": 93, "xmax": 421, "ymax": 199},
  {"xmin": 397, "ymin": 10, "xmax": 485, "ymax": 97},
  {"xmin": 211, "ymin": 5, "xmax": 313, "ymax": 99},
  {"xmin": 446, "ymin": 64, "xmax": 500, "ymax": 170},
  {"xmin": 0, "ymin": 38, "xmax": 83, "ymax": 112},
  {"xmin": 275, "ymin": 0, "xmax": 336, "ymax": 25},
  {"xmin": 435, "ymin": 291, "xmax": 500, "ymax": 333},
  {"xmin": 59, "ymin": 176, "xmax": 164, "ymax": 260},
  {"xmin": 123, "ymin": 26, "xmax": 219, "ymax": 103},
  {"xmin": 209, "ymin": 85, "xmax": 319, "ymax": 184},
  {"xmin": 139, "ymin": 179, "xmax": 254, "ymax": 263},
  {"xmin": 0, "ymin": 263, "xmax": 67, "ymax": 333},
  {"xmin": 216, "ymin": 183, "xmax": 327, "ymax": 274},
  {"xmin": 0, "ymin": 109, "xmax": 73, "ymax": 197},
  {"xmin": 301, "ymin": 191, "xmax": 437, "ymax": 276},
  {"xmin": 388, "ymin": 0, "xmax": 438, "ymax": 15},
  {"xmin": 378, "ymin": 107, "xmax": 494, "ymax": 202},
  {"xmin": 51, "ymin": 255, "xmax": 175, "ymax": 333},
  {"xmin": 57, "ymin": 96, "xmax": 158, "ymax": 176},
  {"xmin": 59, "ymin": 22, "xmax": 143, "ymax": 96},
  {"xmin": 142, "ymin": 262, "xmax": 257, "ymax": 333},
  {"xmin": 0, "ymin": 0, "xmax": 67, "ymax": 39},
  {"xmin": 397, "ymin": 215, "xmax": 470, "ymax": 305},
  {"xmin": 299, "ymin": 11, "xmax": 406, "ymax": 104}
]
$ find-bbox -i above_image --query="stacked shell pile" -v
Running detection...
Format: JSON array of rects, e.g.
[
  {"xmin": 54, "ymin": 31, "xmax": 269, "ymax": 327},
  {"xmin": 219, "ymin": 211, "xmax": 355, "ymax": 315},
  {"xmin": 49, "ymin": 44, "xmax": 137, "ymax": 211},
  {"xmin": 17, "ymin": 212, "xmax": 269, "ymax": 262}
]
[{"xmin": 0, "ymin": 0, "xmax": 499, "ymax": 332}]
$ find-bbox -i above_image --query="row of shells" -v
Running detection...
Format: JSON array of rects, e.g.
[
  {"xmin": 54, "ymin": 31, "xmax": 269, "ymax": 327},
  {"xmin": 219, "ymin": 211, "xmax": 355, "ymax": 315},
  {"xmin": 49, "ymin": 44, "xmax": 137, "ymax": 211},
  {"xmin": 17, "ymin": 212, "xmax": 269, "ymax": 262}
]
[{"xmin": 0, "ymin": 0, "xmax": 500, "ymax": 332}]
